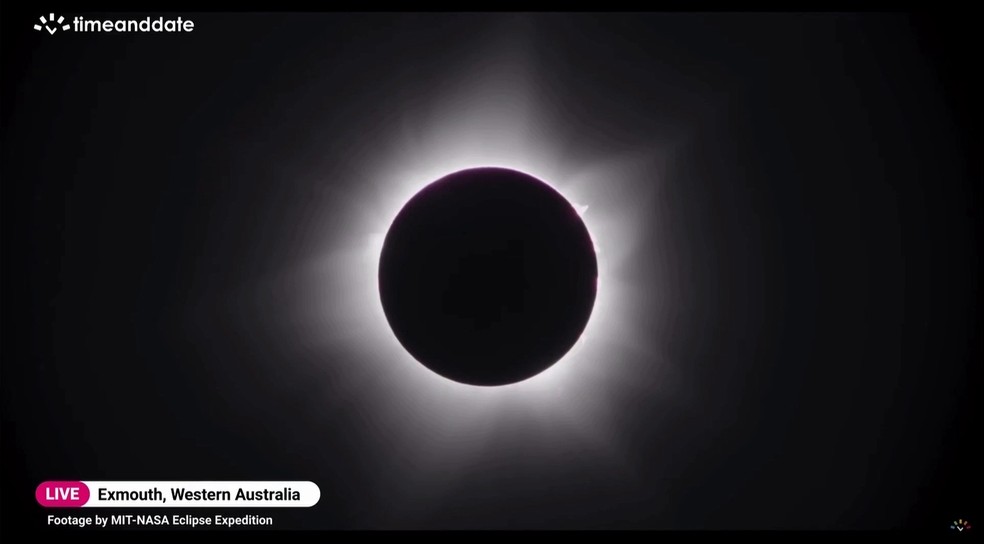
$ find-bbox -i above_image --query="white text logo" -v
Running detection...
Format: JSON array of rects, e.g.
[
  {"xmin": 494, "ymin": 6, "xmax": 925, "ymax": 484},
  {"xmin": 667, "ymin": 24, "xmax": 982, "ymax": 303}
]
[{"xmin": 34, "ymin": 14, "xmax": 196, "ymax": 35}]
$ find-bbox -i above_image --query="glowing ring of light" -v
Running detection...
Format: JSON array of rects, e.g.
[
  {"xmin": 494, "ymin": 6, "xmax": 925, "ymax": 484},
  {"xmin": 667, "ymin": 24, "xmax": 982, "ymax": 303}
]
[{"xmin": 285, "ymin": 53, "xmax": 669, "ymax": 481}]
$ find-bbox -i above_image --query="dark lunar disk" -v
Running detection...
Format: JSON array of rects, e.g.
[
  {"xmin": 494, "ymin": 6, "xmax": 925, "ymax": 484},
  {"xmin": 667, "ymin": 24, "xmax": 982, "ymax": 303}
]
[{"xmin": 378, "ymin": 167, "xmax": 598, "ymax": 386}]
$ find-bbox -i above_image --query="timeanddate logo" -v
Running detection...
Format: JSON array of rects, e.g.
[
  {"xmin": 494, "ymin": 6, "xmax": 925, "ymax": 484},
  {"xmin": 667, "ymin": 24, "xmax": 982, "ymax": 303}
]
[
  {"xmin": 33, "ymin": 13, "xmax": 195, "ymax": 35},
  {"xmin": 33, "ymin": 14, "xmax": 70, "ymax": 35}
]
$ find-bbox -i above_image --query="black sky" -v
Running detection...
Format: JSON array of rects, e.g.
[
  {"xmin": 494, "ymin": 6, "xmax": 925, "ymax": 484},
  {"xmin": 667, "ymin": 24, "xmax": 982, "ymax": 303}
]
[{"xmin": 1, "ymin": 12, "xmax": 980, "ymax": 531}]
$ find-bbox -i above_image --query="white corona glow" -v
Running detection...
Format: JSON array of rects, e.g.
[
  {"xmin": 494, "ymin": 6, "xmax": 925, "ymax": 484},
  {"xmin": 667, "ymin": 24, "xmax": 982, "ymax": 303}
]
[
  {"xmin": 370, "ymin": 161, "xmax": 601, "ymax": 393},
  {"xmin": 361, "ymin": 159, "xmax": 619, "ymax": 400},
  {"xmin": 276, "ymin": 35, "xmax": 680, "ymax": 498}
]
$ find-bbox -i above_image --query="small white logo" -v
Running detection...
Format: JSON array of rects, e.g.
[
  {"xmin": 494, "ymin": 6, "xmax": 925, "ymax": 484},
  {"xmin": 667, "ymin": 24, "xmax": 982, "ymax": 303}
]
[{"xmin": 34, "ymin": 14, "xmax": 70, "ymax": 35}]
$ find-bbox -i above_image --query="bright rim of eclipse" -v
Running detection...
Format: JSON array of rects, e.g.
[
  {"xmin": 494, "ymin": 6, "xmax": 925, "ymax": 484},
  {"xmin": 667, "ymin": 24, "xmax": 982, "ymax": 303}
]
[
  {"xmin": 374, "ymin": 165, "xmax": 603, "ymax": 392},
  {"xmin": 377, "ymin": 166, "xmax": 599, "ymax": 387}
]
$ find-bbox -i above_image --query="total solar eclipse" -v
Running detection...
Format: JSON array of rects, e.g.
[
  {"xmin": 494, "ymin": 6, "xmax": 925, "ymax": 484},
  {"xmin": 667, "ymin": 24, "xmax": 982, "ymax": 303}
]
[{"xmin": 378, "ymin": 167, "xmax": 598, "ymax": 386}]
